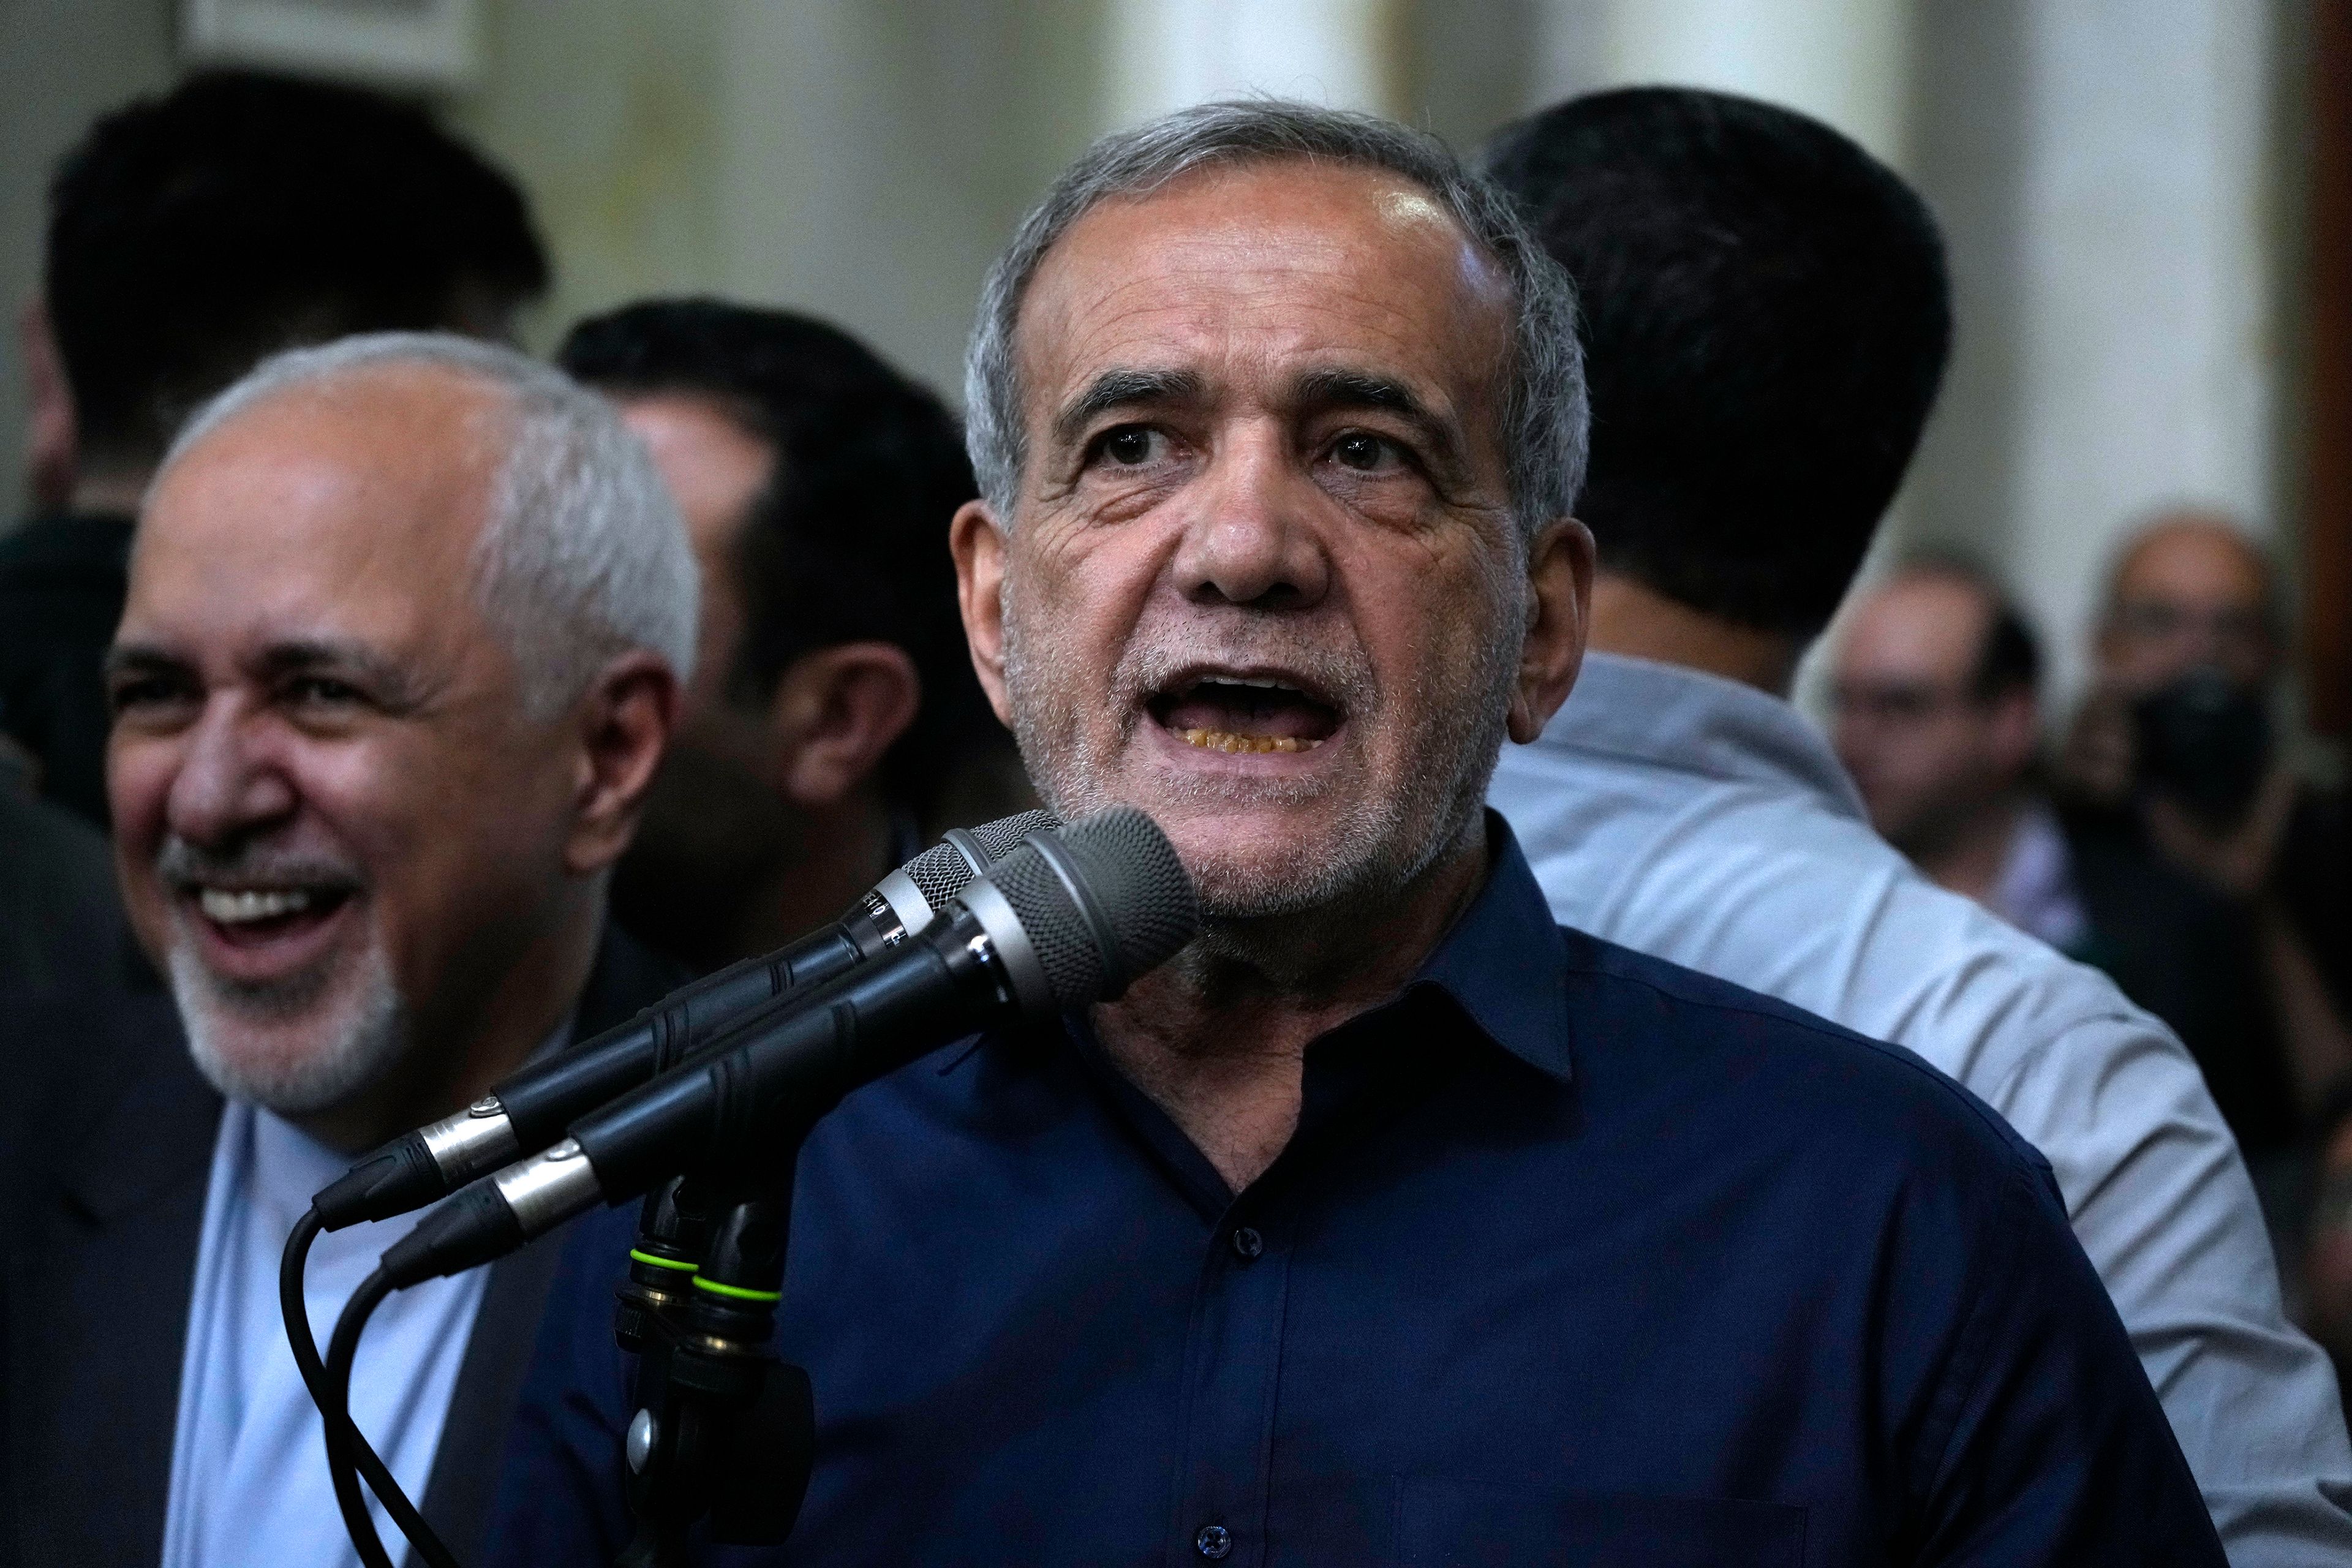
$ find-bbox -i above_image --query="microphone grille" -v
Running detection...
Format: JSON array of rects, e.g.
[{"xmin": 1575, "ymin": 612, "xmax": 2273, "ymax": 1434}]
[
  {"xmin": 900, "ymin": 808, "xmax": 1059, "ymax": 911},
  {"xmin": 982, "ymin": 806, "xmax": 1199, "ymax": 1010},
  {"xmin": 1052, "ymin": 806, "xmax": 1199, "ymax": 982},
  {"xmin": 959, "ymin": 808, "xmax": 1060, "ymax": 867}
]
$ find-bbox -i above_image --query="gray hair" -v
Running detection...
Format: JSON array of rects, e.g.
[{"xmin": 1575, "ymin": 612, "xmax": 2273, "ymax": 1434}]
[
  {"xmin": 162, "ymin": 331, "xmax": 698, "ymax": 718},
  {"xmin": 963, "ymin": 99, "xmax": 1588, "ymax": 544}
]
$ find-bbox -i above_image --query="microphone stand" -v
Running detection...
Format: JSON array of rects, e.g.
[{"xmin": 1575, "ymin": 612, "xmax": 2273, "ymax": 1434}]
[{"xmin": 612, "ymin": 1155, "xmax": 816, "ymax": 1568}]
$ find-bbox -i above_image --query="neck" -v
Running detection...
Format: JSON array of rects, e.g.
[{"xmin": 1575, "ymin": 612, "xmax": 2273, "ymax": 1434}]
[
  {"xmin": 1587, "ymin": 571, "xmax": 1803, "ymax": 696},
  {"xmin": 293, "ymin": 884, "xmax": 606, "ymax": 1154},
  {"xmin": 1091, "ymin": 815, "xmax": 1491, "ymax": 1194},
  {"xmin": 1909, "ymin": 793, "xmax": 2026, "ymax": 905},
  {"xmin": 731, "ymin": 791, "xmax": 896, "ymax": 960}
]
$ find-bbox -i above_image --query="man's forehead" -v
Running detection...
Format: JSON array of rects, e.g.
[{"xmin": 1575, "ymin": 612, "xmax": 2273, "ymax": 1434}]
[
  {"xmin": 127, "ymin": 374, "xmax": 498, "ymax": 653},
  {"xmin": 149, "ymin": 371, "xmax": 496, "ymax": 548},
  {"xmin": 1849, "ymin": 578, "xmax": 1989, "ymax": 673},
  {"xmin": 2115, "ymin": 524, "xmax": 2269, "ymax": 606},
  {"xmin": 1018, "ymin": 160, "xmax": 1512, "ymax": 401}
]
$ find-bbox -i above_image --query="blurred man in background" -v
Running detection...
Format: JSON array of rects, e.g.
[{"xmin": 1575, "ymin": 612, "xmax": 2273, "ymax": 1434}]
[
  {"xmin": 2058, "ymin": 511, "xmax": 2351, "ymax": 1158},
  {"xmin": 0, "ymin": 335, "xmax": 690, "ymax": 1568},
  {"xmin": 1482, "ymin": 86, "xmax": 2352, "ymax": 1560},
  {"xmin": 2062, "ymin": 511, "xmax": 2282, "ymax": 804},
  {"xmin": 1833, "ymin": 559, "xmax": 2087, "ymax": 951},
  {"xmin": 557, "ymin": 300, "xmax": 1023, "ymax": 973},
  {"xmin": 2, "ymin": 69, "xmax": 548, "ymax": 827}
]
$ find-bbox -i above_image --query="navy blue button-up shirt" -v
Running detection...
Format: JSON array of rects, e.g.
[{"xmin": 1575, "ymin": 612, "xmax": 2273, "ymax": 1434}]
[{"xmin": 483, "ymin": 820, "xmax": 2221, "ymax": 1566}]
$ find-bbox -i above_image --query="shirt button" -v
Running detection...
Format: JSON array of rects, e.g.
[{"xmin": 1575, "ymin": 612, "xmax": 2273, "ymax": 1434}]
[
  {"xmin": 1229, "ymin": 1226, "xmax": 1264, "ymax": 1261},
  {"xmin": 1194, "ymin": 1523, "xmax": 1233, "ymax": 1559}
]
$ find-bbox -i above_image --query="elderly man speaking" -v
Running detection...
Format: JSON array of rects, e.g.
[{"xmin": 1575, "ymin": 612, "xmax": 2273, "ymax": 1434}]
[
  {"xmin": 486, "ymin": 105, "xmax": 2219, "ymax": 1567},
  {"xmin": 1, "ymin": 335, "xmax": 693, "ymax": 1568}
]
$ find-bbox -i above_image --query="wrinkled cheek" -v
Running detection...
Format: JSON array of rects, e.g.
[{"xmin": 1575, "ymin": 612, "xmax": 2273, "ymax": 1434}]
[{"xmin": 1003, "ymin": 588, "xmax": 1090, "ymax": 733}]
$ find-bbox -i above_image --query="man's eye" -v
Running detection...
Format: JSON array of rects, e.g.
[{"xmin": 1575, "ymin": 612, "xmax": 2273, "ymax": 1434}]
[
  {"xmin": 1094, "ymin": 427, "xmax": 1164, "ymax": 468},
  {"xmin": 287, "ymin": 676, "xmax": 364, "ymax": 706},
  {"xmin": 109, "ymin": 677, "xmax": 190, "ymax": 715},
  {"xmin": 1331, "ymin": 432, "xmax": 1403, "ymax": 473}
]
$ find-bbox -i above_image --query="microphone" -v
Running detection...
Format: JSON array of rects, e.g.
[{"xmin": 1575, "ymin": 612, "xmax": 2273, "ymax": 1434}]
[
  {"xmin": 376, "ymin": 805, "xmax": 1197, "ymax": 1289},
  {"xmin": 312, "ymin": 808, "xmax": 1057, "ymax": 1229}
]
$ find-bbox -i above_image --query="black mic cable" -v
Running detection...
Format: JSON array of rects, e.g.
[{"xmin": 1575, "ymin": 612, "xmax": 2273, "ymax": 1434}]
[
  {"xmin": 280, "ymin": 1206, "xmax": 457, "ymax": 1568},
  {"xmin": 326, "ymin": 1264, "xmax": 404, "ymax": 1568}
]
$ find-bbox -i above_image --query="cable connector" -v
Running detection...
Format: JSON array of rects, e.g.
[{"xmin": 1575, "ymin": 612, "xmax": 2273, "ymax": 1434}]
[
  {"xmin": 379, "ymin": 1183, "xmax": 523, "ymax": 1289},
  {"xmin": 314, "ymin": 1133, "xmax": 443, "ymax": 1230}
]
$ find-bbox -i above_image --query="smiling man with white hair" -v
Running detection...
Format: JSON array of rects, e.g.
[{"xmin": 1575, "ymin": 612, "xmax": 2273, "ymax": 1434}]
[{"xmin": 0, "ymin": 333, "xmax": 695, "ymax": 1568}]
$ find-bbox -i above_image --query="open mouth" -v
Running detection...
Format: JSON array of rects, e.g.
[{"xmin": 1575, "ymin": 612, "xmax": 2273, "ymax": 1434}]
[
  {"xmin": 1148, "ymin": 673, "xmax": 1343, "ymax": 755},
  {"xmin": 183, "ymin": 883, "xmax": 356, "ymax": 948}
]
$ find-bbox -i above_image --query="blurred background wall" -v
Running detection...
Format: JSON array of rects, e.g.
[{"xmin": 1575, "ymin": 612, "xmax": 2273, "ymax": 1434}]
[{"xmin": 1, "ymin": 0, "xmax": 2339, "ymax": 734}]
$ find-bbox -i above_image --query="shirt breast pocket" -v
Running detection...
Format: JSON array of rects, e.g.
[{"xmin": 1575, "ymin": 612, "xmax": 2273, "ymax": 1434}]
[{"xmin": 1394, "ymin": 1476, "xmax": 1807, "ymax": 1568}]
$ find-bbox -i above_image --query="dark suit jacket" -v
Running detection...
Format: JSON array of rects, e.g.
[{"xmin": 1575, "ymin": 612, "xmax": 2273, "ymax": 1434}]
[
  {"xmin": 0, "ymin": 921, "xmax": 681, "ymax": 1567},
  {"xmin": 0, "ymin": 786, "xmax": 125, "ymax": 1001}
]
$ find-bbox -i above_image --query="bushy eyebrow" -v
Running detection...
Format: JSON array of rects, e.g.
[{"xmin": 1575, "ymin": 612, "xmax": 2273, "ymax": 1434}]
[
  {"xmin": 105, "ymin": 637, "xmax": 419, "ymax": 703},
  {"xmin": 251, "ymin": 639, "xmax": 412, "ymax": 692},
  {"xmin": 1049, "ymin": 368, "xmax": 1208, "ymax": 451},
  {"xmin": 102, "ymin": 643, "xmax": 192, "ymax": 684}
]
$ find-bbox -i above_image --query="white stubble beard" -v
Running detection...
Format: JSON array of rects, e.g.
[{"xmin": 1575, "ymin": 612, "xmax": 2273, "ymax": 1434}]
[
  {"xmin": 170, "ymin": 929, "xmax": 410, "ymax": 1118},
  {"xmin": 999, "ymin": 564, "xmax": 1523, "ymax": 934}
]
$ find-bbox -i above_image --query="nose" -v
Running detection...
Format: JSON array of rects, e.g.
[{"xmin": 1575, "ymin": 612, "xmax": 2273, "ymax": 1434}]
[
  {"xmin": 167, "ymin": 695, "xmax": 298, "ymax": 848},
  {"xmin": 1169, "ymin": 429, "xmax": 1330, "ymax": 611}
]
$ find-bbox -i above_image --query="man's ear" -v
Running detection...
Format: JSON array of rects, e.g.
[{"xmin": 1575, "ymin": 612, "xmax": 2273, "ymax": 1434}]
[
  {"xmin": 565, "ymin": 650, "xmax": 680, "ymax": 875},
  {"xmin": 1508, "ymin": 517, "xmax": 1595, "ymax": 744},
  {"xmin": 951, "ymin": 499, "xmax": 1016, "ymax": 729},
  {"xmin": 764, "ymin": 641, "xmax": 921, "ymax": 810},
  {"xmin": 21, "ymin": 300, "xmax": 75, "ymax": 510}
]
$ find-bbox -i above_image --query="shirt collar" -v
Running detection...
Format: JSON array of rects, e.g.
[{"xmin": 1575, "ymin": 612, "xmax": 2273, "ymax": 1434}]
[
  {"xmin": 1015, "ymin": 810, "xmax": 1575, "ymax": 1088},
  {"xmin": 1534, "ymin": 650, "xmax": 1867, "ymax": 823},
  {"xmin": 1384, "ymin": 810, "xmax": 1574, "ymax": 1084}
]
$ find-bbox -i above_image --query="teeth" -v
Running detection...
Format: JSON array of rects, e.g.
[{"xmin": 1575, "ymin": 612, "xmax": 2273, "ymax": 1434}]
[
  {"xmin": 1178, "ymin": 728, "xmax": 1319, "ymax": 754},
  {"xmin": 1218, "ymin": 676, "xmax": 1302, "ymax": 693},
  {"xmin": 198, "ymin": 888, "xmax": 316, "ymax": 924}
]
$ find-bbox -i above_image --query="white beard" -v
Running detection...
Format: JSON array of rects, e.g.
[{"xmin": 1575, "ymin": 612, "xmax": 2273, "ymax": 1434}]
[{"xmin": 171, "ymin": 937, "xmax": 409, "ymax": 1116}]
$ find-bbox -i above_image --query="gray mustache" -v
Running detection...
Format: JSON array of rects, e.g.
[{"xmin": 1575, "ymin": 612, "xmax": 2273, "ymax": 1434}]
[
  {"xmin": 1114, "ymin": 633, "xmax": 1379, "ymax": 713},
  {"xmin": 155, "ymin": 835, "xmax": 365, "ymax": 892}
]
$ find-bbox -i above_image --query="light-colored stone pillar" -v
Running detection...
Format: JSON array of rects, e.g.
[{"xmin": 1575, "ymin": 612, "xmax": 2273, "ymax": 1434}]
[
  {"xmin": 1101, "ymin": 0, "xmax": 1409, "ymax": 128},
  {"xmin": 1904, "ymin": 0, "xmax": 2286, "ymax": 710},
  {"xmin": 1528, "ymin": 0, "xmax": 1912, "ymax": 169}
]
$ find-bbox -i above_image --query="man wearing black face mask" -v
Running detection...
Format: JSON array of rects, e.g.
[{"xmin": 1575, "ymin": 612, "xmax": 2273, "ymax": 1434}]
[{"xmin": 2058, "ymin": 511, "xmax": 2352, "ymax": 1171}]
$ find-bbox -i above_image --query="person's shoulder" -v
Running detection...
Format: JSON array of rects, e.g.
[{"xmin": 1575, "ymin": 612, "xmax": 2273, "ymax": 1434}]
[
  {"xmin": 1555, "ymin": 924, "xmax": 2056, "ymax": 1180},
  {"xmin": 1529, "ymin": 753, "xmax": 2172, "ymax": 1087}
]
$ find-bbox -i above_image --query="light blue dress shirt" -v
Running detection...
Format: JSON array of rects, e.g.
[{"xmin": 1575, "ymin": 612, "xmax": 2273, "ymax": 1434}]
[
  {"xmin": 159, "ymin": 1101, "xmax": 489, "ymax": 1568},
  {"xmin": 1490, "ymin": 650, "xmax": 2352, "ymax": 1566}
]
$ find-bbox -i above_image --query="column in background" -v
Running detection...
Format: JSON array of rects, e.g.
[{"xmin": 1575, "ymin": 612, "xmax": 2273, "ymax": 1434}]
[
  {"xmin": 1907, "ymin": 0, "xmax": 2285, "ymax": 714},
  {"xmin": 1101, "ymin": 0, "xmax": 1410, "ymax": 128},
  {"xmin": 1528, "ymin": 0, "xmax": 1911, "ymax": 170}
]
